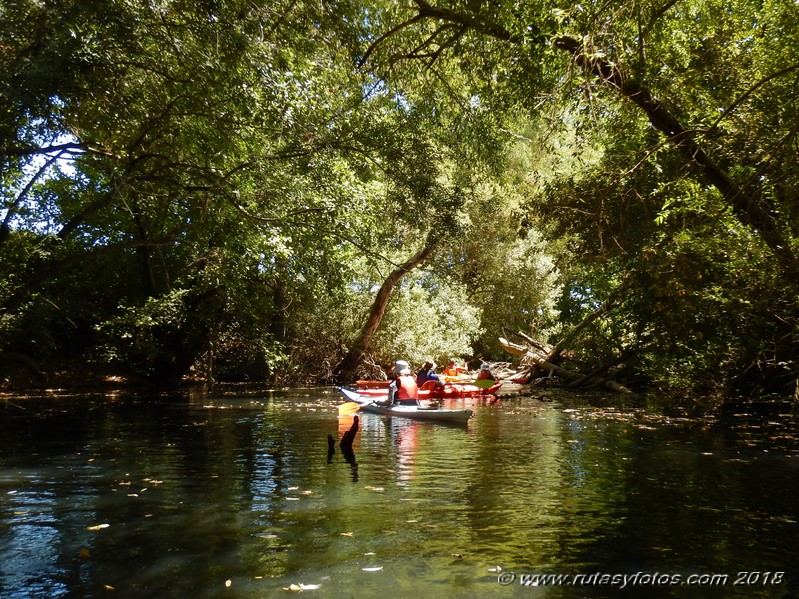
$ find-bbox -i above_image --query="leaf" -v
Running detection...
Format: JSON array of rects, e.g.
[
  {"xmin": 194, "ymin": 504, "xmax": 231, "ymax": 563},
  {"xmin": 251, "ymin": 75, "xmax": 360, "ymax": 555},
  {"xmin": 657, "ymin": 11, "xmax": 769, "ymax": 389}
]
[
  {"xmin": 362, "ymin": 567, "xmax": 383, "ymax": 572},
  {"xmin": 87, "ymin": 523, "xmax": 110, "ymax": 531},
  {"xmin": 283, "ymin": 583, "xmax": 322, "ymax": 591}
]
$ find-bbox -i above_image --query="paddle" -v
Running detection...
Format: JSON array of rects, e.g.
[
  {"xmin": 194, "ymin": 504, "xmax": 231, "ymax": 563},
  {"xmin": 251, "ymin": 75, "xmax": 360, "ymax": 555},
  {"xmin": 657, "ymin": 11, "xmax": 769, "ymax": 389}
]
[
  {"xmin": 473, "ymin": 379, "xmax": 496, "ymax": 389},
  {"xmin": 338, "ymin": 401, "xmax": 362, "ymax": 416}
]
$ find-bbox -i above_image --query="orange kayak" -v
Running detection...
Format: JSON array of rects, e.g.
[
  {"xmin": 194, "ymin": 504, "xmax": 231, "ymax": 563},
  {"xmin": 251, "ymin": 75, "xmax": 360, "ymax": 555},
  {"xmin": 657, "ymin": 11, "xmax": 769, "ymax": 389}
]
[{"xmin": 355, "ymin": 380, "xmax": 502, "ymax": 399}]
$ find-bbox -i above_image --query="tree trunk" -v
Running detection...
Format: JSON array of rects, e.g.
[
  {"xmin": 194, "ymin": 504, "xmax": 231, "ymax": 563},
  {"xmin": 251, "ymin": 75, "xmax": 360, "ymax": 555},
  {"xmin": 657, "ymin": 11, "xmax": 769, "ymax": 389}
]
[
  {"xmin": 334, "ymin": 242, "xmax": 436, "ymax": 382},
  {"xmin": 546, "ymin": 299, "xmax": 615, "ymax": 361}
]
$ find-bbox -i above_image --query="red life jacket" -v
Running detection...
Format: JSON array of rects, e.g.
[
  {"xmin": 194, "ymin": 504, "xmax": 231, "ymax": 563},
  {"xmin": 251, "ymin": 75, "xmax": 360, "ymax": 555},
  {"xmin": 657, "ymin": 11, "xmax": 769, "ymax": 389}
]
[{"xmin": 396, "ymin": 374, "xmax": 419, "ymax": 400}]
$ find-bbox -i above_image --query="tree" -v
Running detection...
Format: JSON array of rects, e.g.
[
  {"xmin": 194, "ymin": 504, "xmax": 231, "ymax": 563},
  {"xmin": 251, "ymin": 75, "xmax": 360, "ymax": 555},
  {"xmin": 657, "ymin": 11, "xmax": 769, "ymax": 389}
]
[
  {"xmin": 1, "ymin": 0, "xmax": 417, "ymax": 381},
  {"xmin": 334, "ymin": 241, "xmax": 436, "ymax": 381},
  {"xmin": 1, "ymin": 0, "xmax": 514, "ymax": 385},
  {"xmin": 357, "ymin": 0, "xmax": 799, "ymax": 396}
]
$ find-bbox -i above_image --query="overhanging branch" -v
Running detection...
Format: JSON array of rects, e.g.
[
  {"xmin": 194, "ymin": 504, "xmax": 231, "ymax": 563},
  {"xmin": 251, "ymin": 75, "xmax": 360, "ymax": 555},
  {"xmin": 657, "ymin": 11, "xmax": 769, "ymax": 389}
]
[{"xmin": 363, "ymin": 2, "xmax": 799, "ymax": 277}]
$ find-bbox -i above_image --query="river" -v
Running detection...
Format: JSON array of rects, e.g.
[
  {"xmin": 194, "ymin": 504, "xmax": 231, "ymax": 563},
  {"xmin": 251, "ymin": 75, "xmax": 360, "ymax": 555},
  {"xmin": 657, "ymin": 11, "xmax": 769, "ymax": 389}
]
[{"xmin": 1, "ymin": 387, "xmax": 797, "ymax": 598}]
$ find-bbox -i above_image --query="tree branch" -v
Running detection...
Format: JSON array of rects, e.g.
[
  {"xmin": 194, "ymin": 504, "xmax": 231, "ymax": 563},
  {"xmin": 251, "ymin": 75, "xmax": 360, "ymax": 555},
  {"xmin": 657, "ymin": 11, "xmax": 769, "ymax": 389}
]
[
  {"xmin": 707, "ymin": 62, "xmax": 799, "ymax": 134},
  {"xmin": 360, "ymin": 14, "xmax": 426, "ymax": 67},
  {"xmin": 1, "ymin": 151, "xmax": 65, "ymax": 246},
  {"xmin": 378, "ymin": 3, "xmax": 799, "ymax": 276}
]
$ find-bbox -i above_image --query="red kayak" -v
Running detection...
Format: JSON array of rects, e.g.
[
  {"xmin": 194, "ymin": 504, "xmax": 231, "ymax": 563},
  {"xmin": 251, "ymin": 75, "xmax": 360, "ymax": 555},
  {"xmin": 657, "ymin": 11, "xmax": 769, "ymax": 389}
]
[{"xmin": 355, "ymin": 380, "xmax": 502, "ymax": 399}]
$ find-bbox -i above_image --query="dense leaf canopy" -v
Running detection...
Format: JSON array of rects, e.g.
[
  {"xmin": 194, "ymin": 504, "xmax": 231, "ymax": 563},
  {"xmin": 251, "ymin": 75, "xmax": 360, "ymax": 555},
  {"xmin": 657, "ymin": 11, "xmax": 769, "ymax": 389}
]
[{"xmin": 2, "ymin": 0, "xmax": 798, "ymax": 399}]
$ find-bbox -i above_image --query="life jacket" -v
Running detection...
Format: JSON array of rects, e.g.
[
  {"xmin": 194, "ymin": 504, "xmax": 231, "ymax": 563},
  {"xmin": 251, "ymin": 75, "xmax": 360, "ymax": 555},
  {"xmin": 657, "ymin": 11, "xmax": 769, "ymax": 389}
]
[
  {"xmin": 396, "ymin": 374, "xmax": 419, "ymax": 400},
  {"xmin": 416, "ymin": 369, "xmax": 437, "ymax": 387}
]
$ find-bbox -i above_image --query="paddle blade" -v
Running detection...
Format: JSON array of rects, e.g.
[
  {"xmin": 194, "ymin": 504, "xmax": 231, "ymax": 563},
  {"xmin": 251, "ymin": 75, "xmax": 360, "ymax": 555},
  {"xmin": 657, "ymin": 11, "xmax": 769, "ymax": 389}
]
[
  {"xmin": 338, "ymin": 402, "xmax": 362, "ymax": 416},
  {"xmin": 473, "ymin": 379, "xmax": 496, "ymax": 389}
]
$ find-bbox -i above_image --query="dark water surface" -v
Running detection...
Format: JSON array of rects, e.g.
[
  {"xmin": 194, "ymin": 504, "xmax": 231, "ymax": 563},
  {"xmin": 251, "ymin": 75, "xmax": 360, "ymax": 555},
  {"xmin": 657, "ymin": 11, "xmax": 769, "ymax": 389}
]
[{"xmin": 1, "ymin": 388, "xmax": 797, "ymax": 598}]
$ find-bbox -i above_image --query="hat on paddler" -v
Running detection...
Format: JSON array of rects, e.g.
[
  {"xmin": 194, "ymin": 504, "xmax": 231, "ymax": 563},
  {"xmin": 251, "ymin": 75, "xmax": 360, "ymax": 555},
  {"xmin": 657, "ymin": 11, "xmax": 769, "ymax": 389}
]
[{"xmin": 393, "ymin": 360, "xmax": 411, "ymax": 375}]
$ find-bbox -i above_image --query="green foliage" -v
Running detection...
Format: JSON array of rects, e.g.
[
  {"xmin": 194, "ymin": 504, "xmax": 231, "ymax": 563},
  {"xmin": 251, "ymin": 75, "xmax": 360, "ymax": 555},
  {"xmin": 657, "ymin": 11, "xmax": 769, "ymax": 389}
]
[
  {"xmin": 96, "ymin": 289, "xmax": 192, "ymax": 366},
  {"xmin": 355, "ymin": 0, "xmax": 799, "ymax": 395},
  {"xmin": 3, "ymin": 0, "xmax": 797, "ymax": 397},
  {"xmin": 373, "ymin": 279, "xmax": 482, "ymax": 367}
]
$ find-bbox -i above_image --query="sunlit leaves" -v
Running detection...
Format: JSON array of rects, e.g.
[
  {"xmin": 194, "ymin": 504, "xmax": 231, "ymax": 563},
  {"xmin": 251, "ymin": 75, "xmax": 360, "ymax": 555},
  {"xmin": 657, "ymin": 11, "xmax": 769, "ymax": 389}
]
[{"xmin": 373, "ymin": 278, "xmax": 483, "ymax": 366}]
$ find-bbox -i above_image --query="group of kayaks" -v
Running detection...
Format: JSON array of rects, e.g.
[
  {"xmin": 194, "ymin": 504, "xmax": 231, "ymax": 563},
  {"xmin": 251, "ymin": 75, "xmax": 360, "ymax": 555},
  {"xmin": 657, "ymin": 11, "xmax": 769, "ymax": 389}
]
[{"xmin": 337, "ymin": 379, "xmax": 502, "ymax": 423}]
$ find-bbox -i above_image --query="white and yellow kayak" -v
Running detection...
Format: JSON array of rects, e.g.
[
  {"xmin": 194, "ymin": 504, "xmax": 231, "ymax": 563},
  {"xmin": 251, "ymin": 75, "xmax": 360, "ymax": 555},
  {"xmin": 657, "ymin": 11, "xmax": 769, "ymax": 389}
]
[{"xmin": 337, "ymin": 388, "xmax": 473, "ymax": 423}]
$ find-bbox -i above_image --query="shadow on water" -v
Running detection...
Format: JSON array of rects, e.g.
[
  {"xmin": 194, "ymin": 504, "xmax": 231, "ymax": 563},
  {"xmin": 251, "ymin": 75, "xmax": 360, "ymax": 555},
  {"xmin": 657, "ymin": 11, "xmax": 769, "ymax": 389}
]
[{"xmin": 0, "ymin": 388, "xmax": 797, "ymax": 598}]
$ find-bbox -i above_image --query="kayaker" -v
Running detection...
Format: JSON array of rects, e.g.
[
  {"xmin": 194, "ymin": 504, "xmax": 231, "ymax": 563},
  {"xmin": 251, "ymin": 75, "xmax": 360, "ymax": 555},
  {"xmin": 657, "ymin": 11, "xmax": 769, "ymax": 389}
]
[
  {"xmin": 388, "ymin": 360, "xmax": 419, "ymax": 406},
  {"xmin": 416, "ymin": 360, "xmax": 441, "ymax": 387},
  {"xmin": 442, "ymin": 359, "xmax": 468, "ymax": 377},
  {"xmin": 476, "ymin": 363, "xmax": 496, "ymax": 381}
]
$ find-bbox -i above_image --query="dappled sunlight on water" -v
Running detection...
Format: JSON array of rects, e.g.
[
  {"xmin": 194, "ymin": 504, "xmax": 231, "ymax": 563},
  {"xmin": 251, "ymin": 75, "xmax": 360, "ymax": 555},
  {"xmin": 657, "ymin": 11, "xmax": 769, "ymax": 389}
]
[{"xmin": 1, "ymin": 389, "xmax": 798, "ymax": 597}]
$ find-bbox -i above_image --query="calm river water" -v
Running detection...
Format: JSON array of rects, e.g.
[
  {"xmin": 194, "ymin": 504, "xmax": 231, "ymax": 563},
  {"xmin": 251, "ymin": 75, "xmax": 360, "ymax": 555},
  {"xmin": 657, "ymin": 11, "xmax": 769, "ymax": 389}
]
[{"xmin": 1, "ymin": 387, "xmax": 797, "ymax": 598}]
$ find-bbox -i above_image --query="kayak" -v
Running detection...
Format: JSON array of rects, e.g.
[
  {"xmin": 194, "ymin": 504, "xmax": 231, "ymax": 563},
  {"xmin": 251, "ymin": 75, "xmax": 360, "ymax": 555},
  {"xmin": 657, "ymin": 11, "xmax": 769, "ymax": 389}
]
[
  {"xmin": 338, "ymin": 388, "xmax": 473, "ymax": 423},
  {"xmin": 356, "ymin": 380, "xmax": 502, "ymax": 398}
]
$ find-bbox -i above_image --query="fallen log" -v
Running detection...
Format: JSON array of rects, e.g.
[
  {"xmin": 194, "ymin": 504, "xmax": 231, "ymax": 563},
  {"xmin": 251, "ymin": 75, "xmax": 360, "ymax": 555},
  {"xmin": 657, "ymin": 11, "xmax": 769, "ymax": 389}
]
[
  {"xmin": 546, "ymin": 299, "xmax": 615, "ymax": 362},
  {"xmin": 565, "ymin": 349, "xmax": 637, "ymax": 389},
  {"xmin": 526, "ymin": 354, "xmax": 633, "ymax": 394}
]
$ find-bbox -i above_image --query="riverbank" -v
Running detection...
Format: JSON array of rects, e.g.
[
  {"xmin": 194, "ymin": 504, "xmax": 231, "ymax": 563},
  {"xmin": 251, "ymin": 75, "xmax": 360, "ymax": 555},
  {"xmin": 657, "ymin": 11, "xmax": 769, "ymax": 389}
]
[{"xmin": 0, "ymin": 354, "xmax": 184, "ymax": 395}]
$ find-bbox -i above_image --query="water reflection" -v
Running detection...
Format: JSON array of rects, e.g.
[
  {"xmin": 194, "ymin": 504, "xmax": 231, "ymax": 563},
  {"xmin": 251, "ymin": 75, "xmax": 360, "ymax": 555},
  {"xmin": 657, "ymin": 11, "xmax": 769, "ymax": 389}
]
[
  {"xmin": 0, "ymin": 391, "xmax": 797, "ymax": 598},
  {"xmin": 331, "ymin": 414, "xmax": 359, "ymax": 480}
]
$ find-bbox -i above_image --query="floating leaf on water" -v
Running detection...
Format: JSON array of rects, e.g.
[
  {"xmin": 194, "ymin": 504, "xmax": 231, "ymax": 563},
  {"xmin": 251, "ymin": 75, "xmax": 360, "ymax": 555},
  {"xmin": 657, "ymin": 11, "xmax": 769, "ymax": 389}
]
[
  {"xmin": 340, "ymin": 532, "xmax": 353, "ymax": 537},
  {"xmin": 103, "ymin": 585, "xmax": 115, "ymax": 591},
  {"xmin": 286, "ymin": 497, "xmax": 300, "ymax": 501},
  {"xmin": 87, "ymin": 523, "xmax": 110, "ymax": 531},
  {"xmin": 301, "ymin": 490, "xmax": 313, "ymax": 495},
  {"xmin": 406, "ymin": 519, "xmax": 418, "ymax": 523},
  {"xmin": 365, "ymin": 486, "xmax": 385, "ymax": 492},
  {"xmin": 364, "ymin": 552, "xmax": 376, "ymax": 556},
  {"xmin": 362, "ymin": 567, "xmax": 383, "ymax": 572},
  {"xmin": 488, "ymin": 566, "xmax": 503, "ymax": 573},
  {"xmin": 225, "ymin": 579, "xmax": 232, "ymax": 588},
  {"xmin": 283, "ymin": 583, "xmax": 322, "ymax": 591},
  {"xmin": 452, "ymin": 553, "xmax": 463, "ymax": 559},
  {"xmin": 288, "ymin": 486, "xmax": 300, "ymax": 491}
]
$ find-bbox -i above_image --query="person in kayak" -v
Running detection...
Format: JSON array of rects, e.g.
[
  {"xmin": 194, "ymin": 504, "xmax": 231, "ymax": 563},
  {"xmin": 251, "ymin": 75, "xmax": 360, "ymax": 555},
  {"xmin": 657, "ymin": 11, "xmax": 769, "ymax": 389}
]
[
  {"xmin": 442, "ymin": 359, "xmax": 468, "ymax": 377},
  {"xmin": 476, "ymin": 362, "xmax": 496, "ymax": 381},
  {"xmin": 415, "ymin": 360, "xmax": 441, "ymax": 387},
  {"xmin": 387, "ymin": 360, "xmax": 419, "ymax": 406}
]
